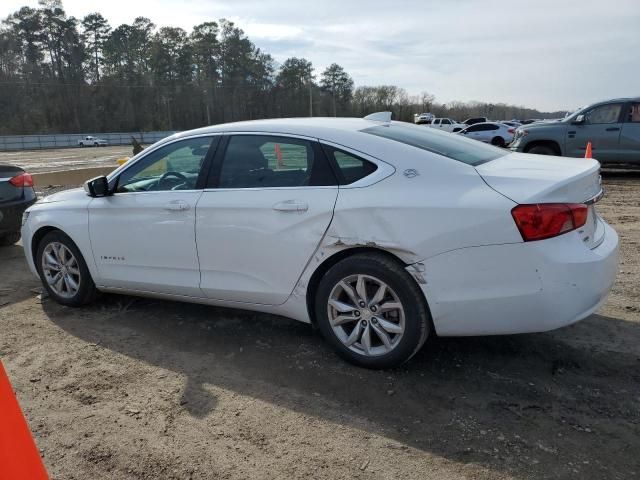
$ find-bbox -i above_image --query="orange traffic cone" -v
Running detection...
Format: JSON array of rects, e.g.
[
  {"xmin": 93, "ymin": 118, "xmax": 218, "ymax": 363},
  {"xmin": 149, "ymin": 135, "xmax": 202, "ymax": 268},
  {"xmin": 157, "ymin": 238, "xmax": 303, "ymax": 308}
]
[
  {"xmin": 0, "ymin": 361, "xmax": 49, "ymax": 479},
  {"xmin": 585, "ymin": 141, "xmax": 592, "ymax": 159}
]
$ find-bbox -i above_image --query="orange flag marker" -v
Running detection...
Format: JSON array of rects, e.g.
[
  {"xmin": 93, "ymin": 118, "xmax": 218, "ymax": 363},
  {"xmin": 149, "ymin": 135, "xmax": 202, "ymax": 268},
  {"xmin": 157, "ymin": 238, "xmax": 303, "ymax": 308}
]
[
  {"xmin": 274, "ymin": 143, "xmax": 284, "ymax": 168},
  {"xmin": 585, "ymin": 141, "xmax": 592, "ymax": 159},
  {"xmin": 0, "ymin": 361, "xmax": 49, "ymax": 480}
]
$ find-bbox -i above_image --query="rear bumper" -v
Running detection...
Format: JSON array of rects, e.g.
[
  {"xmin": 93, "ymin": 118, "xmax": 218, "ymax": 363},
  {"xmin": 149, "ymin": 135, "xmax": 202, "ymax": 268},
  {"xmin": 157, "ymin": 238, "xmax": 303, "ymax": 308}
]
[
  {"xmin": 0, "ymin": 195, "xmax": 36, "ymax": 235},
  {"xmin": 419, "ymin": 221, "xmax": 619, "ymax": 336}
]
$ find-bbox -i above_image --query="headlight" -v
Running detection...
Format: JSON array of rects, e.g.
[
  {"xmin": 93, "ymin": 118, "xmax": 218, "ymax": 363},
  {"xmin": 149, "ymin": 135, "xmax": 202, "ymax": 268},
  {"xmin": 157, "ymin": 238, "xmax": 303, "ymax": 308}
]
[{"xmin": 21, "ymin": 210, "xmax": 30, "ymax": 226}]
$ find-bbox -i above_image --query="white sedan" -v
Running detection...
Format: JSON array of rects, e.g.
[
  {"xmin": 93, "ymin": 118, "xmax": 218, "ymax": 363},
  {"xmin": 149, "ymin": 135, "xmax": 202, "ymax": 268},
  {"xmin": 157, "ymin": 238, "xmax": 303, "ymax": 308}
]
[
  {"xmin": 458, "ymin": 122, "xmax": 515, "ymax": 146},
  {"xmin": 21, "ymin": 114, "xmax": 618, "ymax": 369}
]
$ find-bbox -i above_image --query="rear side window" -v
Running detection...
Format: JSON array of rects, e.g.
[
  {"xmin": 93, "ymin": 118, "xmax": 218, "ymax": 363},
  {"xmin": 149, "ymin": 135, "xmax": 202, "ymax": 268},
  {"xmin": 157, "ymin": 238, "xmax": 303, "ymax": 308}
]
[
  {"xmin": 626, "ymin": 103, "xmax": 640, "ymax": 123},
  {"xmin": 322, "ymin": 145, "xmax": 377, "ymax": 185},
  {"xmin": 218, "ymin": 135, "xmax": 336, "ymax": 188},
  {"xmin": 362, "ymin": 122, "xmax": 506, "ymax": 166}
]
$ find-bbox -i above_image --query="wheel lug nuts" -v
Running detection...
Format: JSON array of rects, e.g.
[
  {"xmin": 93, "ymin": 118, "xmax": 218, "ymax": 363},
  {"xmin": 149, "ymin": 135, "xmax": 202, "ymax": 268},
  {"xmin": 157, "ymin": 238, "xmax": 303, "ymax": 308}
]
[
  {"xmin": 361, "ymin": 320, "xmax": 367, "ymax": 326},
  {"xmin": 372, "ymin": 318, "xmax": 378, "ymax": 324},
  {"xmin": 371, "ymin": 306, "xmax": 377, "ymax": 312},
  {"xmin": 354, "ymin": 311, "xmax": 361, "ymax": 317},
  {"xmin": 359, "ymin": 301, "xmax": 366, "ymax": 308}
]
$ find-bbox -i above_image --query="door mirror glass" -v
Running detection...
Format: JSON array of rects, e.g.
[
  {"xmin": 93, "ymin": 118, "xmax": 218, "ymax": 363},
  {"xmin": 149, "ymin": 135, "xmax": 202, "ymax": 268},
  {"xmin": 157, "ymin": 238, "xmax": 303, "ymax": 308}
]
[
  {"xmin": 84, "ymin": 175, "xmax": 110, "ymax": 197},
  {"xmin": 572, "ymin": 114, "xmax": 585, "ymax": 124}
]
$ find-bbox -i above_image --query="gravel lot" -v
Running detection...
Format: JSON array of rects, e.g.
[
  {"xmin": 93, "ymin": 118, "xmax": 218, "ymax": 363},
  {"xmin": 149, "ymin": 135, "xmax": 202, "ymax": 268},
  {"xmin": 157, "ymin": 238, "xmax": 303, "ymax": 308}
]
[
  {"xmin": 0, "ymin": 146, "xmax": 132, "ymax": 173},
  {"xmin": 0, "ymin": 171, "xmax": 638, "ymax": 480}
]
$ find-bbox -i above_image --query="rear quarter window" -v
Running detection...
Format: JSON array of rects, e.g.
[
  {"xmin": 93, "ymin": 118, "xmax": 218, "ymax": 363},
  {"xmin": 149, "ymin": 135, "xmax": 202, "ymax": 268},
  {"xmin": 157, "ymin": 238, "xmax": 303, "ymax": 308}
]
[
  {"xmin": 362, "ymin": 122, "xmax": 507, "ymax": 166},
  {"xmin": 322, "ymin": 145, "xmax": 377, "ymax": 185}
]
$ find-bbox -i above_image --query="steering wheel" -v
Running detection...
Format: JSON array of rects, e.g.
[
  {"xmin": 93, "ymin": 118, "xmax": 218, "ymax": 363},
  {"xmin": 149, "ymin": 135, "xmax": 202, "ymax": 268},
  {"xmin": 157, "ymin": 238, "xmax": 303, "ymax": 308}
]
[{"xmin": 157, "ymin": 171, "xmax": 188, "ymax": 189}]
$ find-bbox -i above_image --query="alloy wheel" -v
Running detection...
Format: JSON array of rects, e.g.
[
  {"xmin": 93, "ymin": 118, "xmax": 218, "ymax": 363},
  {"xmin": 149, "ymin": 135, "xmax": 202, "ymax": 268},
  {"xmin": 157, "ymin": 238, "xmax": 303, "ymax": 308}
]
[
  {"xmin": 327, "ymin": 274, "xmax": 405, "ymax": 356},
  {"xmin": 42, "ymin": 242, "xmax": 81, "ymax": 298}
]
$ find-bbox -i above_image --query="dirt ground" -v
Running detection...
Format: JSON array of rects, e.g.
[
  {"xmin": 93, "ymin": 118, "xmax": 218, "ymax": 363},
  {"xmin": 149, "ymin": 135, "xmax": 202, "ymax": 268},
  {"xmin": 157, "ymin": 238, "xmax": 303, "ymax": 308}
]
[
  {"xmin": 0, "ymin": 146, "xmax": 132, "ymax": 173},
  {"xmin": 0, "ymin": 171, "xmax": 638, "ymax": 480}
]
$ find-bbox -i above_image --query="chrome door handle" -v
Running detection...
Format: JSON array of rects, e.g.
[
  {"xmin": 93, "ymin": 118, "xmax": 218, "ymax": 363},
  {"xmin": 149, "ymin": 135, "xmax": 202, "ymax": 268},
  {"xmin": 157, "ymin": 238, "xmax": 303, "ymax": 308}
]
[
  {"xmin": 272, "ymin": 200, "xmax": 309, "ymax": 212},
  {"xmin": 164, "ymin": 200, "xmax": 190, "ymax": 211}
]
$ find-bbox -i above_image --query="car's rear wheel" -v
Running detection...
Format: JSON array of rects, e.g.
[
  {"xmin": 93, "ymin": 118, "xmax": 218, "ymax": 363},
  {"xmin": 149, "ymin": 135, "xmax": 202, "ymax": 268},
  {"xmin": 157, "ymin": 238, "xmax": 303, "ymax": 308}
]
[
  {"xmin": 526, "ymin": 144, "xmax": 556, "ymax": 155},
  {"xmin": 491, "ymin": 136, "xmax": 505, "ymax": 147},
  {"xmin": 0, "ymin": 232, "xmax": 20, "ymax": 247},
  {"xmin": 315, "ymin": 253, "xmax": 430, "ymax": 369},
  {"xmin": 36, "ymin": 230, "xmax": 97, "ymax": 307}
]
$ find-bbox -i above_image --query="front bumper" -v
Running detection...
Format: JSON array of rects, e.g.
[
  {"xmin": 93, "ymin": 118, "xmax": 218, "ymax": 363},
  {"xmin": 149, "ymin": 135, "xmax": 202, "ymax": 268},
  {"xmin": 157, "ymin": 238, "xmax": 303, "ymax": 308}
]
[
  {"xmin": 420, "ymin": 220, "xmax": 619, "ymax": 336},
  {"xmin": 509, "ymin": 137, "xmax": 525, "ymax": 152}
]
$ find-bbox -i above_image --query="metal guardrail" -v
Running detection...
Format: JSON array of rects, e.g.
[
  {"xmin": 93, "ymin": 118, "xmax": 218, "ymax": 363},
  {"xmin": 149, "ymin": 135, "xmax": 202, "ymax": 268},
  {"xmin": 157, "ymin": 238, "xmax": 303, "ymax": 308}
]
[{"xmin": 0, "ymin": 131, "xmax": 177, "ymax": 151}]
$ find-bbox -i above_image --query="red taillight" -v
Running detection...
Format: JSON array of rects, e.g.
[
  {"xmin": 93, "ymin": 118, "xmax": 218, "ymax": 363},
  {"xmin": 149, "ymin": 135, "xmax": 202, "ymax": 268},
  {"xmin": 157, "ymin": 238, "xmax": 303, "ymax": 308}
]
[
  {"xmin": 511, "ymin": 203, "xmax": 588, "ymax": 241},
  {"xmin": 508, "ymin": 128, "xmax": 515, "ymax": 134},
  {"xmin": 8, "ymin": 172, "xmax": 34, "ymax": 187}
]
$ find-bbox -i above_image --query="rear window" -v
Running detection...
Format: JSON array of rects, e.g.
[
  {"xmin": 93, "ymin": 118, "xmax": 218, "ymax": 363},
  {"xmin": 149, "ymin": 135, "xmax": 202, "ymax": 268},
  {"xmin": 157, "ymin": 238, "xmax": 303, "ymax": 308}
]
[{"xmin": 362, "ymin": 123, "xmax": 507, "ymax": 166}]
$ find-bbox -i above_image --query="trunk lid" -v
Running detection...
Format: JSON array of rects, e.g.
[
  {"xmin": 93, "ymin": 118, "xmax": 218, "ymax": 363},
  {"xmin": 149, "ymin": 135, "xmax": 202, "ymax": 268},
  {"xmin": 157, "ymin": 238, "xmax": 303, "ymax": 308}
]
[
  {"xmin": 475, "ymin": 152, "xmax": 601, "ymax": 204},
  {"xmin": 0, "ymin": 165, "xmax": 25, "ymax": 203},
  {"xmin": 476, "ymin": 152, "xmax": 604, "ymax": 248}
]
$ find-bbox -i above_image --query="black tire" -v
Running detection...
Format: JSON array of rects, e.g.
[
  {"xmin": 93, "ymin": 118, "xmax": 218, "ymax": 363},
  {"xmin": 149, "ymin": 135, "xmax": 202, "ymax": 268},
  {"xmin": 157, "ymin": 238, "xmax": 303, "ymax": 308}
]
[
  {"xmin": 314, "ymin": 252, "xmax": 430, "ymax": 369},
  {"xmin": 491, "ymin": 136, "xmax": 505, "ymax": 147},
  {"xmin": 0, "ymin": 231, "xmax": 20, "ymax": 247},
  {"xmin": 35, "ymin": 230, "xmax": 97, "ymax": 307},
  {"xmin": 94, "ymin": 142, "xmax": 98, "ymax": 147},
  {"xmin": 79, "ymin": 143, "xmax": 84, "ymax": 147},
  {"xmin": 526, "ymin": 144, "xmax": 556, "ymax": 155}
]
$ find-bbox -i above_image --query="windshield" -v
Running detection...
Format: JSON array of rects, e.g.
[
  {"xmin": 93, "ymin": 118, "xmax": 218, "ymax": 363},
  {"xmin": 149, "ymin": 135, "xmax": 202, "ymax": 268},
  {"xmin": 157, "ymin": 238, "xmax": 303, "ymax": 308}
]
[{"xmin": 361, "ymin": 122, "xmax": 507, "ymax": 166}]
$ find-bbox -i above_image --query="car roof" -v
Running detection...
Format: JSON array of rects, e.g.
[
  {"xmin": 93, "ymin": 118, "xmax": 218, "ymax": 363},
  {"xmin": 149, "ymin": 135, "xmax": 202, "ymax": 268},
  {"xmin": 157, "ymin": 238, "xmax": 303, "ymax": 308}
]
[{"xmin": 174, "ymin": 117, "xmax": 377, "ymax": 138}]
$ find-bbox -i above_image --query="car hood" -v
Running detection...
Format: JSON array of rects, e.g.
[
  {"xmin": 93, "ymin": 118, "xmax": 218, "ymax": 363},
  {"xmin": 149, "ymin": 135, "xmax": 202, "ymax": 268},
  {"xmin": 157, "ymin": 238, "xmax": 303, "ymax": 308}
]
[
  {"xmin": 37, "ymin": 187, "xmax": 88, "ymax": 204},
  {"xmin": 475, "ymin": 152, "xmax": 601, "ymax": 203}
]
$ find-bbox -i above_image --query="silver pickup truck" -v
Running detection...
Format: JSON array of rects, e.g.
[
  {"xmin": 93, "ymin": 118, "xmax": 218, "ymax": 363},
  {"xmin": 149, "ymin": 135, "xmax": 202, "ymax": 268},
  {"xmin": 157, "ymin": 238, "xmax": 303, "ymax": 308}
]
[{"xmin": 510, "ymin": 97, "xmax": 640, "ymax": 164}]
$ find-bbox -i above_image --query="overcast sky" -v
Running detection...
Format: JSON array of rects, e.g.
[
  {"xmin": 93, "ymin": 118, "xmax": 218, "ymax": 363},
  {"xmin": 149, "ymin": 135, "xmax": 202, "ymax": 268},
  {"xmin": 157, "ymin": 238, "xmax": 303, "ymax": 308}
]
[{"xmin": 3, "ymin": 0, "xmax": 639, "ymax": 111}]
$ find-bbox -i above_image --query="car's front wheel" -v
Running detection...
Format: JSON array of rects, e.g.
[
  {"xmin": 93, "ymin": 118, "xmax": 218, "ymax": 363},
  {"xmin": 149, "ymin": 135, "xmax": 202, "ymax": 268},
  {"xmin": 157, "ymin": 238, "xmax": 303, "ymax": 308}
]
[
  {"xmin": 526, "ymin": 144, "xmax": 556, "ymax": 155},
  {"xmin": 315, "ymin": 253, "xmax": 430, "ymax": 369},
  {"xmin": 36, "ymin": 230, "xmax": 97, "ymax": 306}
]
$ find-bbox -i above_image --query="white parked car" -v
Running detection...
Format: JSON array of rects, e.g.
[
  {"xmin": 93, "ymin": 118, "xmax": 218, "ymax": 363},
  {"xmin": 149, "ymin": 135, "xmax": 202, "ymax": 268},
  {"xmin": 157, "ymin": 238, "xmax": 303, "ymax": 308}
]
[
  {"xmin": 22, "ymin": 114, "xmax": 618, "ymax": 369},
  {"xmin": 428, "ymin": 118, "xmax": 466, "ymax": 133},
  {"xmin": 78, "ymin": 136, "xmax": 108, "ymax": 147},
  {"xmin": 458, "ymin": 122, "xmax": 515, "ymax": 147}
]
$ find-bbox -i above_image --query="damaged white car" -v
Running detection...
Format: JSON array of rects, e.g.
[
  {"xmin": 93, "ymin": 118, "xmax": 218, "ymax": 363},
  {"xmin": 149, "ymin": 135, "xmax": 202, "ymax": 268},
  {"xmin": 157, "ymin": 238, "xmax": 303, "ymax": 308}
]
[{"xmin": 21, "ymin": 114, "xmax": 618, "ymax": 368}]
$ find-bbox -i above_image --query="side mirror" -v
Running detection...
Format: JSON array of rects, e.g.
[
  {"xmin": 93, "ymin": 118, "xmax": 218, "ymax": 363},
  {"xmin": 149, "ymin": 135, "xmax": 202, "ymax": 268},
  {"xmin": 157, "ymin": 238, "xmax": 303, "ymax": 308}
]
[
  {"xmin": 84, "ymin": 175, "xmax": 111, "ymax": 197},
  {"xmin": 572, "ymin": 114, "xmax": 585, "ymax": 125}
]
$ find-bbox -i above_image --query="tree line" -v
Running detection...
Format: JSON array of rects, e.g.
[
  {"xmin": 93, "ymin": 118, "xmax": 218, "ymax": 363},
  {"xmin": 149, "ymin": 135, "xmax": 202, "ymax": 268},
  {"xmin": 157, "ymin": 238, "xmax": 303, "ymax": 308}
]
[{"xmin": 0, "ymin": 0, "xmax": 563, "ymax": 135}]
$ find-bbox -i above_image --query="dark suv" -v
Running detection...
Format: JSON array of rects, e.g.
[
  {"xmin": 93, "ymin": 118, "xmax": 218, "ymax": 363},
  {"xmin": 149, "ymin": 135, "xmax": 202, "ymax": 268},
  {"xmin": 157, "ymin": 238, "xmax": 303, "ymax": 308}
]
[
  {"xmin": 463, "ymin": 117, "xmax": 489, "ymax": 126},
  {"xmin": 510, "ymin": 97, "xmax": 640, "ymax": 164}
]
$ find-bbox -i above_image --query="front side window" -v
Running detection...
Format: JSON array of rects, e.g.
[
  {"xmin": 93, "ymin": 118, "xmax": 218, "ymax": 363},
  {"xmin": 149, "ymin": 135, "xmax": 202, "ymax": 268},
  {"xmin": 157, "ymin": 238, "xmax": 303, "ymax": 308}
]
[
  {"xmin": 441, "ymin": 119, "xmax": 452, "ymax": 125},
  {"xmin": 116, "ymin": 136, "xmax": 213, "ymax": 192},
  {"xmin": 585, "ymin": 103, "xmax": 623, "ymax": 124},
  {"xmin": 362, "ymin": 122, "xmax": 507, "ymax": 166},
  {"xmin": 218, "ymin": 135, "xmax": 336, "ymax": 188}
]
